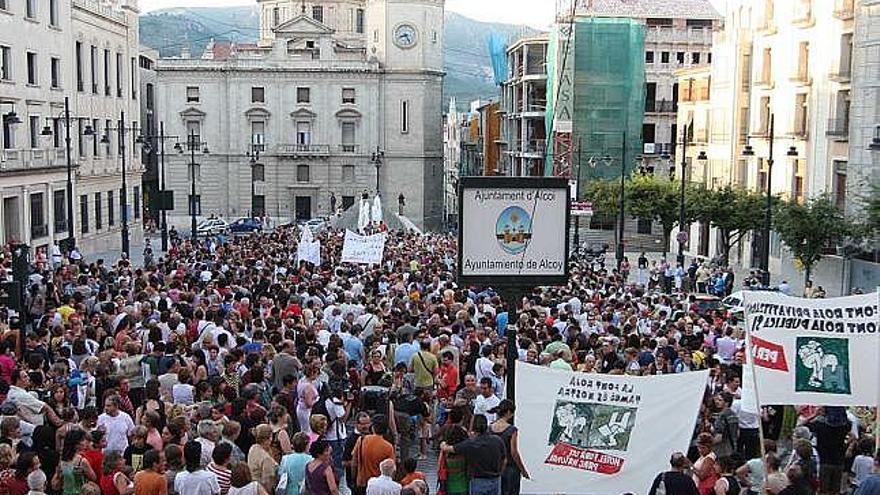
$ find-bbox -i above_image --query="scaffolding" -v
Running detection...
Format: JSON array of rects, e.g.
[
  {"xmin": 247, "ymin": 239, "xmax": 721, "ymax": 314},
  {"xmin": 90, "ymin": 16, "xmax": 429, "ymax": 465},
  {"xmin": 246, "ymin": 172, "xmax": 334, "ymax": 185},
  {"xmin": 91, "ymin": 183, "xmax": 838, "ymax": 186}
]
[{"xmin": 545, "ymin": 17, "xmax": 646, "ymax": 179}]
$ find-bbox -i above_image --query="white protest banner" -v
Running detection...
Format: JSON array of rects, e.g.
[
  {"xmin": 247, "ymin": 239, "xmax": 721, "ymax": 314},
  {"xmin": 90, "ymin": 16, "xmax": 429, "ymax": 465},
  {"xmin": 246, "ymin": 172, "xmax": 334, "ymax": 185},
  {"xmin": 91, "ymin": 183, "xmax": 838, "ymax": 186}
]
[
  {"xmin": 742, "ymin": 291, "xmax": 879, "ymax": 407},
  {"xmin": 341, "ymin": 230, "xmax": 386, "ymax": 265},
  {"xmin": 295, "ymin": 226, "xmax": 322, "ymax": 266},
  {"xmin": 516, "ymin": 362, "xmax": 708, "ymax": 495}
]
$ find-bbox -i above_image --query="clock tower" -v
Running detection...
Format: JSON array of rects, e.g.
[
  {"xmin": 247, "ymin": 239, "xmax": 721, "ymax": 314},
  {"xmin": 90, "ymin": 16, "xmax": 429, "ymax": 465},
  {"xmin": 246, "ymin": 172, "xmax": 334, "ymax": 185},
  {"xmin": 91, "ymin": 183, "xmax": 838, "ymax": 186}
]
[{"xmin": 366, "ymin": 0, "xmax": 445, "ymax": 230}]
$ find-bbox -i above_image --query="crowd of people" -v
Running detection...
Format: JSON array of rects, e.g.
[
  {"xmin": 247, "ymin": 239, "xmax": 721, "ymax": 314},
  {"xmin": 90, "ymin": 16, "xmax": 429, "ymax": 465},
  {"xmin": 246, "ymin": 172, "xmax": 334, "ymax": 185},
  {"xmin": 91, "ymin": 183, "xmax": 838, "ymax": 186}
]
[{"xmin": 0, "ymin": 225, "xmax": 875, "ymax": 495}]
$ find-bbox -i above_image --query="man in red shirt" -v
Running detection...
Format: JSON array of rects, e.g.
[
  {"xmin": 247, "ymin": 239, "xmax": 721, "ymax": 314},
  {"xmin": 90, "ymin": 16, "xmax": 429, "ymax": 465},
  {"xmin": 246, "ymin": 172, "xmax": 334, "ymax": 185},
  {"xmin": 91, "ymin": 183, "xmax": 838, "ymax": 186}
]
[{"xmin": 436, "ymin": 351, "xmax": 459, "ymax": 427}]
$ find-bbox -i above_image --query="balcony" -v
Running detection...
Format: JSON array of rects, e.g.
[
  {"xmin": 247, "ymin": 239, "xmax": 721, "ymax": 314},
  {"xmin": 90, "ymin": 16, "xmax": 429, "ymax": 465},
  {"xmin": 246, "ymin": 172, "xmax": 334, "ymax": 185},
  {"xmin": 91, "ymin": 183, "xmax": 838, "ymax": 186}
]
[
  {"xmin": 833, "ymin": 0, "xmax": 854, "ymax": 20},
  {"xmin": 645, "ymin": 100, "xmax": 676, "ymax": 113},
  {"xmin": 277, "ymin": 144, "xmax": 330, "ymax": 157},
  {"xmin": 826, "ymin": 118, "xmax": 849, "ymax": 139},
  {"xmin": 514, "ymin": 140, "xmax": 545, "ymax": 157},
  {"xmin": 757, "ymin": 18, "xmax": 777, "ymax": 35},
  {"xmin": 829, "ymin": 66, "xmax": 852, "ymax": 84},
  {"xmin": 754, "ymin": 74, "xmax": 774, "ymax": 89},
  {"xmin": 0, "ymin": 148, "xmax": 69, "ymax": 172},
  {"xmin": 338, "ymin": 144, "xmax": 359, "ymax": 154},
  {"xmin": 692, "ymin": 128, "xmax": 709, "ymax": 144},
  {"xmin": 790, "ymin": 71, "xmax": 812, "ymax": 86},
  {"xmin": 788, "ymin": 125, "xmax": 809, "ymax": 140},
  {"xmin": 31, "ymin": 224, "xmax": 48, "ymax": 239}
]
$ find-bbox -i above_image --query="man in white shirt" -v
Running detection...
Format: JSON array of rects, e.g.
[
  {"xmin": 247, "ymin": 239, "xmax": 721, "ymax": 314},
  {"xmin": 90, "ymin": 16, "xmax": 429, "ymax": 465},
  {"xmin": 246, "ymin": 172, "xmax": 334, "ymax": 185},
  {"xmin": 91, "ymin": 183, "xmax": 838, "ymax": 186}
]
[
  {"xmin": 323, "ymin": 390, "xmax": 349, "ymax": 479},
  {"xmin": 6, "ymin": 370, "xmax": 60, "ymax": 428},
  {"xmin": 175, "ymin": 441, "xmax": 221, "ymax": 495},
  {"xmin": 473, "ymin": 377, "xmax": 501, "ymax": 425},
  {"xmin": 97, "ymin": 395, "xmax": 135, "ymax": 454},
  {"xmin": 366, "ymin": 458, "xmax": 401, "ymax": 495}
]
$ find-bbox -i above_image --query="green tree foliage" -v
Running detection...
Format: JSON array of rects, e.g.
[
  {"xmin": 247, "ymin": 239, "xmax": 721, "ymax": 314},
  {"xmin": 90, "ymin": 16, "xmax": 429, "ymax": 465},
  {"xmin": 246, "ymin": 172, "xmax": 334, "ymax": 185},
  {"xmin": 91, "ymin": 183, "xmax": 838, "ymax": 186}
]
[
  {"xmin": 773, "ymin": 195, "xmax": 852, "ymax": 284},
  {"xmin": 690, "ymin": 186, "xmax": 766, "ymax": 264}
]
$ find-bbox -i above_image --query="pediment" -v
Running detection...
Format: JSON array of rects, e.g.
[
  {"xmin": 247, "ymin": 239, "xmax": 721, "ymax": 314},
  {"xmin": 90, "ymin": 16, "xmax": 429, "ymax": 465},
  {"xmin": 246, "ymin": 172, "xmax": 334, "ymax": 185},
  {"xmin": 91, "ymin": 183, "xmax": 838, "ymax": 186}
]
[
  {"xmin": 179, "ymin": 107, "xmax": 206, "ymax": 118},
  {"xmin": 335, "ymin": 108, "xmax": 362, "ymax": 119},
  {"xmin": 290, "ymin": 108, "xmax": 317, "ymax": 119},
  {"xmin": 244, "ymin": 107, "xmax": 271, "ymax": 119},
  {"xmin": 274, "ymin": 15, "xmax": 334, "ymax": 37}
]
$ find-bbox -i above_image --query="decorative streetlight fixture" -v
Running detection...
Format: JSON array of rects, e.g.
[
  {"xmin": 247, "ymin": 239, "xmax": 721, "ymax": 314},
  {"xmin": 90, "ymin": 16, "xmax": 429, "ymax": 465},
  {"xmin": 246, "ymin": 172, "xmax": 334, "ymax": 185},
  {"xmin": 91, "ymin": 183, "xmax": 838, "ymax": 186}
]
[
  {"xmin": 371, "ymin": 147, "xmax": 384, "ymax": 195},
  {"xmin": 176, "ymin": 131, "xmax": 209, "ymax": 239}
]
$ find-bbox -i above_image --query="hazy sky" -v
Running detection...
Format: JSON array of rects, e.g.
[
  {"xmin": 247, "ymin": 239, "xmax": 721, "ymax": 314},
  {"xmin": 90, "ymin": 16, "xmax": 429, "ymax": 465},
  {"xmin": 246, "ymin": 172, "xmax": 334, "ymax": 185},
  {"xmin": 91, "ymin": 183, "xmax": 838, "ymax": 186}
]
[{"xmin": 140, "ymin": 0, "xmax": 558, "ymax": 29}]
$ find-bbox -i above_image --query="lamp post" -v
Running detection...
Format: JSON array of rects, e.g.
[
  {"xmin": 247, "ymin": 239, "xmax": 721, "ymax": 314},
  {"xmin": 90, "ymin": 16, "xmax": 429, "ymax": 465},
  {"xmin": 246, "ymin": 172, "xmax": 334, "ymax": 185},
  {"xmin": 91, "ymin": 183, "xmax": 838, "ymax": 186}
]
[
  {"xmin": 38, "ymin": 96, "xmax": 96, "ymax": 250},
  {"xmin": 573, "ymin": 137, "xmax": 583, "ymax": 252},
  {"xmin": 101, "ymin": 112, "xmax": 141, "ymax": 257},
  {"xmin": 742, "ymin": 113, "xmax": 798, "ymax": 285},
  {"xmin": 371, "ymin": 147, "xmax": 384, "ymax": 195},
  {"xmin": 136, "ymin": 122, "xmax": 179, "ymax": 252},
  {"xmin": 175, "ymin": 130, "xmax": 209, "ymax": 240},
  {"xmin": 246, "ymin": 144, "xmax": 262, "ymax": 218}
]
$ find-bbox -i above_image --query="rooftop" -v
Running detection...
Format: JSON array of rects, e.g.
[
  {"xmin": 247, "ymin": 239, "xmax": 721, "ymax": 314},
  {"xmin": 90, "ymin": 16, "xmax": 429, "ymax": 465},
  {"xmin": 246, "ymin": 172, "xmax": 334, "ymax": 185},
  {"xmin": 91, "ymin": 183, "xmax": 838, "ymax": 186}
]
[{"xmin": 571, "ymin": 0, "xmax": 721, "ymax": 21}]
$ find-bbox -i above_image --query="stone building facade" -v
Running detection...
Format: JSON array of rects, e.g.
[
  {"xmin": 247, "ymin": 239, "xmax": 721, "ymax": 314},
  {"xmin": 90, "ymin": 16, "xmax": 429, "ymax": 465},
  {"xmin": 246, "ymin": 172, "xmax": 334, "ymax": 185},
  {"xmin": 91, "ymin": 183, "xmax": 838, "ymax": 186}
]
[{"xmin": 155, "ymin": 0, "xmax": 445, "ymax": 230}]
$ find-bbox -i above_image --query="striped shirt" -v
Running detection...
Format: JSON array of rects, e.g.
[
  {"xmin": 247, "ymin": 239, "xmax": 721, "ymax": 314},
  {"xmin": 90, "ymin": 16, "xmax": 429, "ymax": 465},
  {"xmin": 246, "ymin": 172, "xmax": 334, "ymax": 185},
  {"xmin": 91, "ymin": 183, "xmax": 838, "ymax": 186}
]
[{"xmin": 206, "ymin": 462, "xmax": 232, "ymax": 495}]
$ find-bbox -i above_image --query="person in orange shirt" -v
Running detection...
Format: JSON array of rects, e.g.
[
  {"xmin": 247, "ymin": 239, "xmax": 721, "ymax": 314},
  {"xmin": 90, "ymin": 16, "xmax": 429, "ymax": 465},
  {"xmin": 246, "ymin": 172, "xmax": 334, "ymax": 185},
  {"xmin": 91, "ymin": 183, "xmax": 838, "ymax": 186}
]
[
  {"xmin": 352, "ymin": 416, "xmax": 394, "ymax": 494},
  {"xmin": 398, "ymin": 457, "xmax": 426, "ymax": 486},
  {"xmin": 133, "ymin": 449, "xmax": 167, "ymax": 495}
]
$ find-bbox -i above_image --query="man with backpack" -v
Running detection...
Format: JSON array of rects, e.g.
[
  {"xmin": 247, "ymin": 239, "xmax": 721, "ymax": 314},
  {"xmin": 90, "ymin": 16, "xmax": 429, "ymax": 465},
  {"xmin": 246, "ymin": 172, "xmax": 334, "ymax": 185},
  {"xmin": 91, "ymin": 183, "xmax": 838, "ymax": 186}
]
[{"xmin": 648, "ymin": 452, "xmax": 699, "ymax": 495}]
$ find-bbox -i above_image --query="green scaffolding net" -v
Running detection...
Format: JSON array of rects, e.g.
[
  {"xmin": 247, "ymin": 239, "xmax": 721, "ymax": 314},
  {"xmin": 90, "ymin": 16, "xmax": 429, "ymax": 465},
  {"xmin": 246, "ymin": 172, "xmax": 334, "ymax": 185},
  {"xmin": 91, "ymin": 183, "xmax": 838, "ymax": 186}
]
[{"xmin": 545, "ymin": 17, "xmax": 646, "ymax": 182}]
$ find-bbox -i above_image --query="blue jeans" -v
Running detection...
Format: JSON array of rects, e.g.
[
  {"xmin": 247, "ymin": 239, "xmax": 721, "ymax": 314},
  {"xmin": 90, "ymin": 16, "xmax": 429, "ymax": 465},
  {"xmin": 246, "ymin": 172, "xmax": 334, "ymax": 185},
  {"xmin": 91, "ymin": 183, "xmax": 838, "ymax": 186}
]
[
  {"xmin": 329, "ymin": 439, "xmax": 346, "ymax": 479},
  {"xmin": 470, "ymin": 477, "xmax": 501, "ymax": 495}
]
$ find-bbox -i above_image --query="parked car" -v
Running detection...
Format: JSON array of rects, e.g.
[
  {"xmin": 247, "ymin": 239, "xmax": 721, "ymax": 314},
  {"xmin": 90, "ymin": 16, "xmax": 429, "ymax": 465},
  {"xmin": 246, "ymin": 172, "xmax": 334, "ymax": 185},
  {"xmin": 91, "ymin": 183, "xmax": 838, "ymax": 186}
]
[
  {"xmin": 693, "ymin": 294, "xmax": 723, "ymax": 316},
  {"xmin": 722, "ymin": 291, "xmax": 746, "ymax": 316},
  {"xmin": 196, "ymin": 218, "xmax": 229, "ymax": 236},
  {"xmin": 304, "ymin": 218, "xmax": 326, "ymax": 231},
  {"xmin": 227, "ymin": 217, "xmax": 263, "ymax": 234}
]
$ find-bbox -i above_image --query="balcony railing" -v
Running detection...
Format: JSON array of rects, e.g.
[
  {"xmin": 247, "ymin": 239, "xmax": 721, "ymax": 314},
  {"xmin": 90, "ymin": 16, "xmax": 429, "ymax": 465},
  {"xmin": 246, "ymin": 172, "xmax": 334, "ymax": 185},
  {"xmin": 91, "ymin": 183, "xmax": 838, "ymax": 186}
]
[
  {"xmin": 754, "ymin": 74, "xmax": 774, "ymax": 88},
  {"xmin": 277, "ymin": 144, "xmax": 331, "ymax": 156},
  {"xmin": 0, "ymin": 148, "xmax": 69, "ymax": 171},
  {"xmin": 826, "ymin": 118, "xmax": 849, "ymax": 138},
  {"xmin": 31, "ymin": 224, "xmax": 48, "ymax": 239},
  {"xmin": 514, "ymin": 140, "xmax": 546, "ymax": 155},
  {"xmin": 829, "ymin": 66, "xmax": 852, "ymax": 83},
  {"xmin": 54, "ymin": 219, "xmax": 67, "ymax": 232},
  {"xmin": 339, "ymin": 144, "xmax": 359, "ymax": 153},
  {"xmin": 645, "ymin": 100, "xmax": 676, "ymax": 113},
  {"xmin": 790, "ymin": 71, "xmax": 812, "ymax": 86},
  {"xmin": 833, "ymin": 0, "xmax": 854, "ymax": 19}
]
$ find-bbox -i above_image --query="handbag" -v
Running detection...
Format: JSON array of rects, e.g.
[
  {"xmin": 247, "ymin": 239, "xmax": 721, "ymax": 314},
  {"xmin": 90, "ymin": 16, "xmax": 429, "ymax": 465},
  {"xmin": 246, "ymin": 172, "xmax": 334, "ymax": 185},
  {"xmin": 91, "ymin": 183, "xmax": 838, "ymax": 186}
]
[{"xmin": 275, "ymin": 472, "xmax": 288, "ymax": 495}]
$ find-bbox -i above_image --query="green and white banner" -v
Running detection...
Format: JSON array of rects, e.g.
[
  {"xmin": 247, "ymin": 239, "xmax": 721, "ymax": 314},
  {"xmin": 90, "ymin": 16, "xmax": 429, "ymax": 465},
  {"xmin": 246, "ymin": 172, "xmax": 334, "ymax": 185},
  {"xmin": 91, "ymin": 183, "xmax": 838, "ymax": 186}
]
[
  {"xmin": 516, "ymin": 362, "xmax": 708, "ymax": 495},
  {"xmin": 743, "ymin": 292, "xmax": 879, "ymax": 407}
]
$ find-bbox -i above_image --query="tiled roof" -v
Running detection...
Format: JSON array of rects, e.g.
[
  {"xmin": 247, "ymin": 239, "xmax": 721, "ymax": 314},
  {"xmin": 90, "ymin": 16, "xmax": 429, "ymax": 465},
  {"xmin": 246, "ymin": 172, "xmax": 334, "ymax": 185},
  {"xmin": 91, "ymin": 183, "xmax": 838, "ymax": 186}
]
[{"xmin": 576, "ymin": 0, "xmax": 721, "ymax": 20}]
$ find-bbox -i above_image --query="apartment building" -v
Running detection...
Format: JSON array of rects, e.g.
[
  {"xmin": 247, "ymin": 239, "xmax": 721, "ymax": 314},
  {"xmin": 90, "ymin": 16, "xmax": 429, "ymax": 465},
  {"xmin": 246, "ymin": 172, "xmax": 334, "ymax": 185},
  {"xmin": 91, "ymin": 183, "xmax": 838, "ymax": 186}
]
[{"xmin": 501, "ymin": 35, "xmax": 548, "ymax": 177}]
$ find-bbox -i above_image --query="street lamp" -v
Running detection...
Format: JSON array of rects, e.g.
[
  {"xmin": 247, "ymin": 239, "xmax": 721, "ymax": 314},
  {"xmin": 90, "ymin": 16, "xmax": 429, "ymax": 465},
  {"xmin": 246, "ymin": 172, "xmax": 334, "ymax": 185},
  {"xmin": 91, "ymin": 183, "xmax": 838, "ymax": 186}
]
[
  {"xmin": 741, "ymin": 113, "xmax": 798, "ymax": 285},
  {"xmin": 176, "ymin": 131, "xmax": 209, "ymax": 240},
  {"xmin": 586, "ymin": 150, "xmax": 625, "ymax": 266},
  {"xmin": 135, "ymin": 122, "xmax": 179, "ymax": 252},
  {"xmin": 246, "ymin": 145, "xmax": 262, "ymax": 218},
  {"xmin": 669, "ymin": 123, "xmax": 709, "ymax": 265},
  {"xmin": 38, "ymin": 97, "xmax": 97, "ymax": 250},
  {"xmin": 371, "ymin": 147, "xmax": 384, "ymax": 195},
  {"xmin": 101, "ymin": 112, "xmax": 142, "ymax": 257}
]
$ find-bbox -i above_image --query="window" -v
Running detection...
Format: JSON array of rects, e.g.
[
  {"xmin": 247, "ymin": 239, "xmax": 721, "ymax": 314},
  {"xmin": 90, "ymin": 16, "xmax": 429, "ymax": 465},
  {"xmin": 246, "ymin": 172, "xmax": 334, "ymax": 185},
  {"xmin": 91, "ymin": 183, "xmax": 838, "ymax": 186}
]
[
  {"xmin": 53, "ymin": 190, "xmax": 66, "ymax": 231},
  {"xmin": 0, "ymin": 0, "xmax": 6, "ymax": 11},
  {"xmin": 188, "ymin": 194, "xmax": 201, "ymax": 216},
  {"xmin": 51, "ymin": 57, "xmax": 60, "ymax": 88},
  {"xmin": 252, "ymin": 163, "xmax": 265, "ymax": 182},
  {"xmin": 797, "ymin": 42, "xmax": 809, "ymax": 81},
  {"xmin": 676, "ymin": 52, "xmax": 685, "ymax": 64},
  {"xmin": 26, "ymin": 0, "xmax": 35, "ymax": 19},
  {"xmin": 105, "ymin": 119, "xmax": 112, "ymax": 154},
  {"xmin": 645, "ymin": 51, "xmax": 654, "ymax": 63},
  {"xmin": 273, "ymin": 7, "xmax": 280, "ymax": 26},
  {"xmin": 642, "ymin": 123, "xmax": 656, "ymax": 145},
  {"xmin": 708, "ymin": 53, "xmax": 712, "ymax": 64},
  {"xmin": 134, "ymin": 186, "xmax": 140, "ymax": 219},
  {"xmin": 77, "ymin": 119, "xmax": 85, "ymax": 157},
  {"xmin": 646, "ymin": 18, "xmax": 673, "ymax": 27},
  {"xmin": 185, "ymin": 121, "xmax": 200, "ymax": 147},
  {"xmin": 400, "ymin": 100, "xmax": 409, "ymax": 133},
  {"xmin": 342, "ymin": 165, "xmax": 355, "ymax": 182},
  {"xmin": 832, "ymin": 161, "xmax": 847, "ymax": 211},
  {"xmin": 146, "ymin": 84, "xmax": 154, "ymax": 110},
  {"xmin": 312, "ymin": 6, "xmax": 323, "ymax": 23},
  {"xmin": 49, "ymin": 0, "xmax": 58, "ymax": 26},
  {"xmin": 2, "ymin": 115, "xmax": 13, "ymax": 149},
  {"xmin": 0, "ymin": 45, "xmax": 10, "ymax": 81},
  {"xmin": 108, "ymin": 190, "xmax": 114, "ymax": 226},
  {"xmin": 296, "ymin": 122, "xmax": 311, "ymax": 145},
  {"xmin": 342, "ymin": 88, "xmax": 356, "ymax": 104},
  {"xmin": 251, "ymin": 86, "xmax": 265, "ymax": 103},
  {"xmin": 92, "ymin": 119, "xmax": 99, "ymax": 156},
  {"xmin": 29, "ymin": 116, "xmax": 39, "ymax": 148},
  {"xmin": 251, "ymin": 121, "xmax": 265, "ymax": 150},
  {"xmin": 356, "ymin": 9, "xmax": 365, "ymax": 33},
  {"xmin": 792, "ymin": 159, "xmax": 805, "ymax": 203},
  {"xmin": 794, "ymin": 93, "xmax": 807, "ymax": 136},
  {"xmin": 90, "ymin": 46, "xmax": 98, "ymax": 93},
  {"xmin": 27, "ymin": 52, "xmax": 37, "ymax": 85},
  {"xmin": 30, "ymin": 193, "xmax": 45, "ymax": 238},
  {"xmin": 186, "ymin": 86, "xmax": 200, "ymax": 103},
  {"xmin": 761, "ymin": 47, "xmax": 772, "ymax": 83},
  {"xmin": 661, "ymin": 51, "xmax": 670, "ymax": 64},
  {"xmin": 692, "ymin": 52, "xmax": 701, "ymax": 64},
  {"xmin": 52, "ymin": 118, "xmax": 61, "ymax": 148},
  {"xmin": 130, "ymin": 57, "xmax": 136, "ymax": 99},
  {"xmin": 297, "ymin": 164, "xmax": 310, "ymax": 182},
  {"xmin": 296, "ymin": 87, "xmax": 310, "ymax": 104},
  {"xmin": 80, "ymin": 195, "xmax": 89, "ymax": 233},
  {"xmin": 75, "ymin": 42, "xmax": 83, "ymax": 91},
  {"xmin": 116, "ymin": 53, "xmax": 122, "ymax": 96},
  {"xmin": 103, "ymin": 49, "xmax": 110, "ymax": 95},
  {"xmin": 94, "ymin": 192, "xmax": 102, "ymax": 229},
  {"xmin": 341, "ymin": 122, "xmax": 355, "ymax": 152}
]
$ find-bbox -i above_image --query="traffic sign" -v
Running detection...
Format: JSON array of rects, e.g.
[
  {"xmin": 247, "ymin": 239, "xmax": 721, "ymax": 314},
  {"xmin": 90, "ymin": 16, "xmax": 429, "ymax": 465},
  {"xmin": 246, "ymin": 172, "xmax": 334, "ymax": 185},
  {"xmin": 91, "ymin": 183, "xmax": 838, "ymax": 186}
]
[{"xmin": 570, "ymin": 201, "xmax": 593, "ymax": 217}]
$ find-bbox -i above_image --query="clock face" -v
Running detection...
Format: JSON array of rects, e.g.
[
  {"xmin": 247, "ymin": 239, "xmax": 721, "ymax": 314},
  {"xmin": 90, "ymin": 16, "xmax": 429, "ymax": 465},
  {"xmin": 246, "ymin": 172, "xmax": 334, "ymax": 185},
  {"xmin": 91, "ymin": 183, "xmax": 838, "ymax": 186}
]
[{"xmin": 394, "ymin": 24, "xmax": 418, "ymax": 49}]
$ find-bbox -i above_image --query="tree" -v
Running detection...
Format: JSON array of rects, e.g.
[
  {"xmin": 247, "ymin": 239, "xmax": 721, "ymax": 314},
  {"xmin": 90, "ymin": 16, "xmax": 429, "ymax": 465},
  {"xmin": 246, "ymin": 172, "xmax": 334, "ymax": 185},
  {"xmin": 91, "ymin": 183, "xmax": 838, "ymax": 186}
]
[
  {"xmin": 691, "ymin": 186, "xmax": 766, "ymax": 264},
  {"xmin": 773, "ymin": 195, "xmax": 852, "ymax": 285},
  {"xmin": 626, "ymin": 174, "xmax": 703, "ymax": 257}
]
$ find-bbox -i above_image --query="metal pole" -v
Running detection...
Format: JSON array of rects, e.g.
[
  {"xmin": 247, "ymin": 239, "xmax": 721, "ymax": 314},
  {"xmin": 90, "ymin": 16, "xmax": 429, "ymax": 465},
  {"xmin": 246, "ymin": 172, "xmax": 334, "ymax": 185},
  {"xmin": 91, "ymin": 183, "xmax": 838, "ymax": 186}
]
[
  {"xmin": 119, "ymin": 112, "xmax": 130, "ymax": 256},
  {"xmin": 375, "ymin": 151, "xmax": 380, "ymax": 195},
  {"xmin": 159, "ymin": 122, "xmax": 168, "ymax": 252},
  {"xmin": 616, "ymin": 131, "xmax": 626, "ymax": 269},
  {"xmin": 64, "ymin": 97, "xmax": 75, "ymax": 247},
  {"xmin": 251, "ymin": 159, "xmax": 256, "ymax": 217},
  {"xmin": 678, "ymin": 123, "xmax": 688, "ymax": 266},
  {"xmin": 190, "ymin": 129, "xmax": 197, "ymax": 240},
  {"xmin": 574, "ymin": 137, "xmax": 582, "ymax": 252},
  {"xmin": 502, "ymin": 288, "xmax": 521, "ymax": 406},
  {"xmin": 763, "ymin": 114, "xmax": 775, "ymax": 286}
]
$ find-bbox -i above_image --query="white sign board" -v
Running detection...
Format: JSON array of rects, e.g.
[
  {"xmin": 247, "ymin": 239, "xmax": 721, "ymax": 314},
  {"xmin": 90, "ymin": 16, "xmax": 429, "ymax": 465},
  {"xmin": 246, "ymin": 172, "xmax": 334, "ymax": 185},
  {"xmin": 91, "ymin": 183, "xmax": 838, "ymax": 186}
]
[
  {"xmin": 742, "ymin": 291, "xmax": 879, "ymax": 407},
  {"xmin": 296, "ymin": 227, "xmax": 321, "ymax": 266},
  {"xmin": 458, "ymin": 177, "xmax": 569, "ymax": 285},
  {"xmin": 516, "ymin": 362, "xmax": 709, "ymax": 495},
  {"xmin": 341, "ymin": 230, "xmax": 386, "ymax": 265}
]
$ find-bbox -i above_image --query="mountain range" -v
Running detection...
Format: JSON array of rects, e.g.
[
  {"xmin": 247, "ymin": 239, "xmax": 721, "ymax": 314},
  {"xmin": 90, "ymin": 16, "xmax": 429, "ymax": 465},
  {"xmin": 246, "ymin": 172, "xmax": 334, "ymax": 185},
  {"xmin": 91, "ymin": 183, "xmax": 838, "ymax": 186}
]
[{"xmin": 138, "ymin": 7, "xmax": 541, "ymax": 110}]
